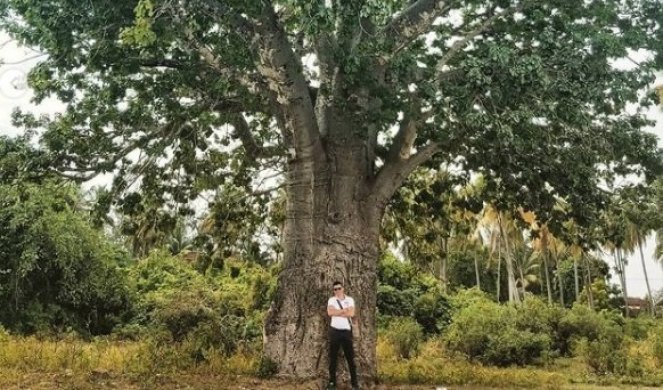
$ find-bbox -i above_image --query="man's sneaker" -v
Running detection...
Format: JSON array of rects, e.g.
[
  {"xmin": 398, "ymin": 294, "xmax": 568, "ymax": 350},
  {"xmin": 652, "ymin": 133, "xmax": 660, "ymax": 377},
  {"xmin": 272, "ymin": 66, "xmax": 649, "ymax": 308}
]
[{"xmin": 326, "ymin": 382, "xmax": 336, "ymax": 390}]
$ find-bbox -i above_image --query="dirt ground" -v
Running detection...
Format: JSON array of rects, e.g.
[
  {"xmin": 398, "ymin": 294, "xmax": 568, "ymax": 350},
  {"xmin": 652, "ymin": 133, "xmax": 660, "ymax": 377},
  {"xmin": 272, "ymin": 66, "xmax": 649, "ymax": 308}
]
[{"xmin": 5, "ymin": 373, "xmax": 663, "ymax": 390}]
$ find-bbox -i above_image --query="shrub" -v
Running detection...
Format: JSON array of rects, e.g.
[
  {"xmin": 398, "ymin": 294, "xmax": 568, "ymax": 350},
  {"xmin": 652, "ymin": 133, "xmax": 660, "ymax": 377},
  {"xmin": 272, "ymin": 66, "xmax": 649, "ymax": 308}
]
[
  {"xmin": 649, "ymin": 323, "xmax": 663, "ymax": 367},
  {"xmin": 515, "ymin": 296, "xmax": 563, "ymax": 335},
  {"xmin": 255, "ymin": 355, "xmax": 278, "ymax": 378},
  {"xmin": 0, "ymin": 182, "xmax": 134, "ymax": 336},
  {"xmin": 624, "ymin": 316, "xmax": 657, "ymax": 340},
  {"xmin": 483, "ymin": 327, "xmax": 551, "ymax": 366},
  {"xmin": 377, "ymin": 284, "xmax": 416, "ymax": 317},
  {"xmin": 413, "ymin": 290, "xmax": 451, "ymax": 334},
  {"xmin": 448, "ymin": 287, "xmax": 492, "ymax": 313},
  {"xmin": 556, "ymin": 304, "xmax": 623, "ymax": 356},
  {"xmin": 444, "ymin": 298, "xmax": 551, "ymax": 366},
  {"xmin": 575, "ymin": 332, "xmax": 626, "ymax": 375},
  {"xmin": 126, "ymin": 251, "xmax": 265, "ymax": 359},
  {"xmin": 381, "ymin": 317, "xmax": 424, "ymax": 359}
]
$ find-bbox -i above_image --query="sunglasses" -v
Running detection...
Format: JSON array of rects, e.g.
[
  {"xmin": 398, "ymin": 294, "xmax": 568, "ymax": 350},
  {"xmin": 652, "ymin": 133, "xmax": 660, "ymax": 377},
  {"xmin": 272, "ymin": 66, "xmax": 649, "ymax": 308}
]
[{"xmin": 333, "ymin": 287, "xmax": 343, "ymax": 291}]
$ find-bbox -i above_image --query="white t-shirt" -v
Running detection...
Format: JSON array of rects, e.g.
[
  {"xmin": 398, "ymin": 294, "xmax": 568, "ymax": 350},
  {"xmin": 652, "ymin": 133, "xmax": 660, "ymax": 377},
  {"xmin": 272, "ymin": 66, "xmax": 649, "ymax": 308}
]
[{"xmin": 328, "ymin": 295, "xmax": 355, "ymax": 330}]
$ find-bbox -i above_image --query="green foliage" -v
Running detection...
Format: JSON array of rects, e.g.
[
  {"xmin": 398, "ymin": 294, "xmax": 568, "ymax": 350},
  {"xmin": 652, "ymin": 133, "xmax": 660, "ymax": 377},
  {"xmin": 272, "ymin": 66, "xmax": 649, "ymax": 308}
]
[
  {"xmin": 255, "ymin": 355, "xmax": 278, "ymax": 379},
  {"xmin": 413, "ymin": 290, "xmax": 452, "ymax": 335},
  {"xmin": 377, "ymin": 284, "xmax": 416, "ymax": 318},
  {"xmin": 649, "ymin": 323, "xmax": 663, "ymax": 367},
  {"xmin": 380, "ymin": 317, "xmax": 424, "ymax": 359},
  {"xmin": 378, "ymin": 253, "xmax": 451, "ymax": 334},
  {"xmin": 557, "ymin": 304, "xmax": 624, "ymax": 356},
  {"xmin": 444, "ymin": 295, "xmax": 551, "ymax": 366},
  {"xmin": 125, "ymin": 251, "xmax": 270, "ymax": 359},
  {"xmin": 624, "ymin": 316, "xmax": 658, "ymax": 341},
  {"xmin": 574, "ymin": 329, "xmax": 628, "ymax": 375},
  {"xmin": 0, "ymin": 181, "xmax": 133, "ymax": 335},
  {"xmin": 119, "ymin": 0, "xmax": 157, "ymax": 46},
  {"xmin": 2, "ymin": 0, "xmax": 659, "ymax": 261}
]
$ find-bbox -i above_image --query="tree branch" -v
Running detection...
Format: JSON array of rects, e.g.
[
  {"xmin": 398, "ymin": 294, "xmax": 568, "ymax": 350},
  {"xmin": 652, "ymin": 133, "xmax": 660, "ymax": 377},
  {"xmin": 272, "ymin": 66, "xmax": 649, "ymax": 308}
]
[
  {"xmin": 373, "ymin": 142, "xmax": 440, "ymax": 204},
  {"xmin": 436, "ymin": 4, "xmax": 523, "ymax": 71},
  {"xmin": 382, "ymin": 0, "xmax": 451, "ymax": 62},
  {"xmin": 253, "ymin": 1, "xmax": 323, "ymax": 162},
  {"xmin": 135, "ymin": 58, "xmax": 183, "ymax": 68},
  {"xmin": 49, "ymin": 122, "xmax": 176, "ymax": 182},
  {"xmin": 387, "ymin": 113, "xmax": 418, "ymax": 163}
]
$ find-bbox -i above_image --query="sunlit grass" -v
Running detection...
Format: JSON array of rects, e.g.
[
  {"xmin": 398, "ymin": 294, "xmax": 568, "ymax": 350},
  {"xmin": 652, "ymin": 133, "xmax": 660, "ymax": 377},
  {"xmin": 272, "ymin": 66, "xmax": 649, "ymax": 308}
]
[{"xmin": 0, "ymin": 333, "xmax": 661, "ymax": 389}]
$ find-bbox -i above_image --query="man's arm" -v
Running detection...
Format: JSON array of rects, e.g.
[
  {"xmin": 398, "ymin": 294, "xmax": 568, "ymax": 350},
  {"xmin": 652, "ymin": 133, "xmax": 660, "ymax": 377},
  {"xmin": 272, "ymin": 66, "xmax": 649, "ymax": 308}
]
[
  {"xmin": 343, "ymin": 306, "xmax": 355, "ymax": 318},
  {"xmin": 327, "ymin": 305, "xmax": 344, "ymax": 316},
  {"xmin": 327, "ymin": 305, "xmax": 353, "ymax": 317}
]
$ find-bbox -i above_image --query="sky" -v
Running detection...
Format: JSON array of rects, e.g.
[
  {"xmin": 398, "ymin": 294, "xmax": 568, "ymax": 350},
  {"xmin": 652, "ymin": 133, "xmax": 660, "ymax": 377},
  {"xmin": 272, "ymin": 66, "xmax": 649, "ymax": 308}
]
[{"xmin": 1, "ymin": 31, "xmax": 662, "ymax": 298}]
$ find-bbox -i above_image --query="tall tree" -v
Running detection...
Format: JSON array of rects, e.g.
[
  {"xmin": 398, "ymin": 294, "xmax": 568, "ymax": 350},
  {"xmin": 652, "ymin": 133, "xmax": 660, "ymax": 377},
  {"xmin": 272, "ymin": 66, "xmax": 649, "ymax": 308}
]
[{"xmin": 2, "ymin": 0, "xmax": 662, "ymax": 382}]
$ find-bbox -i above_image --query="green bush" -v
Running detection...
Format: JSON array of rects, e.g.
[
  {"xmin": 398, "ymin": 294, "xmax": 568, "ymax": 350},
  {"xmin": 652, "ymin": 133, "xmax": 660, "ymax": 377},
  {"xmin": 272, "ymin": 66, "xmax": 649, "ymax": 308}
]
[
  {"xmin": 483, "ymin": 327, "xmax": 551, "ymax": 366},
  {"xmin": 381, "ymin": 317, "xmax": 424, "ymax": 359},
  {"xmin": 255, "ymin": 355, "xmax": 279, "ymax": 378},
  {"xmin": 413, "ymin": 290, "xmax": 451, "ymax": 334},
  {"xmin": 557, "ymin": 304, "xmax": 623, "ymax": 356},
  {"xmin": 563, "ymin": 306, "xmax": 641, "ymax": 375},
  {"xmin": 649, "ymin": 323, "xmax": 663, "ymax": 367},
  {"xmin": 515, "ymin": 296, "xmax": 563, "ymax": 335},
  {"xmin": 575, "ymin": 337, "xmax": 625, "ymax": 375},
  {"xmin": 624, "ymin": 316, "xmax": 657, "ymax": 340},
  {"xmin": 448, "ymin": 287, "xmax": 493, "ymax": 313},
  {"xmin": 444, "ymin": 297, "xmax": 551, "ymax": 366},
  {"xmin": 0, "ymin": 182, "xmax": 134, "ymax": 336},
  {"xmin": 126, "ymin": 251, "xmax": 265, "ymax": 359},
  {"xmin": 377, "ymin": 284, "xmax": 416, "ymax": 317},
  {"xmin": 378, "ymin": 253, "xmax": 452, "ymax": 335}
]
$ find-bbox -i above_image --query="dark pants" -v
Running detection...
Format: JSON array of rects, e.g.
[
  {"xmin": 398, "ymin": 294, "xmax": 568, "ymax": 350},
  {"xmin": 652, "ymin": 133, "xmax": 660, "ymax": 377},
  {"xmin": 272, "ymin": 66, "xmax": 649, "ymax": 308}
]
[{"xmin": 328, "ymin": 327, "xmax": 358, "ymax": 387}]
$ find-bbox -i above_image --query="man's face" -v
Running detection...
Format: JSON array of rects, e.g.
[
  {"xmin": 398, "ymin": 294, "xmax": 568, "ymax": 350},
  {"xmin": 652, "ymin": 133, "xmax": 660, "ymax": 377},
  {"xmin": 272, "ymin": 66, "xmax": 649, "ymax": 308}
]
[{"xmin": 333, "ymin": 284, "xmax": 343, "ymax": 295}]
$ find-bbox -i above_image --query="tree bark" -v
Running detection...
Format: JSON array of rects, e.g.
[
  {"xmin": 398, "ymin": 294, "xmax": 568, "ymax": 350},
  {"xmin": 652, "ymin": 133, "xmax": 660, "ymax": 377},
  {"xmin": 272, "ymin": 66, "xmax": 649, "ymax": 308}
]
[
  {"xmin": 554, "ymin": 246, "xmax": 564, "ymax": 307},
  {"xmin": 496, "ymin": 234, "xmax": 502, "ymax": 302},
  {"xmin": 636, "ymin": 233, "xmax": 655, "ymax": 315},
  {"xmin": 497, "ymin": 212, "xmax": 520, "ymax": 304},
  {"xmin": 583, "ymin": 253, "xmax": 594, "ymax": 310},
  {"xmin": 543, "ymin": 248, "xmax": 553, "ymax": 305},
  {"xmin": 263, "ymin": 138, "xmax": 382, "ymax": 385},
  {"xmin": 440, "ymin": 237, "xmax": 448, "ymax": 294},
  {"xmin": 573, "ymin": 257, "xmax": 580, "ymax": 302},
  {"xmin": 474, "ymin": 252, "xmax": 481, "ymax": 290},
  {"xmin": 614, "ymin": 249, "xmax": 629, "ymax": 317}
]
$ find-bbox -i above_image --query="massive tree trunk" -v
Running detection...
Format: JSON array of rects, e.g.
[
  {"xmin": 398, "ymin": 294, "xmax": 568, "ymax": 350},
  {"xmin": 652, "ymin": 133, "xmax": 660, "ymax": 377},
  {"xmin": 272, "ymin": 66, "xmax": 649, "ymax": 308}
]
[
  {"xmin": 254, "ymin": 4, "xmax": 441, "ymax": 383},
  {"xmin": 263, "ymin": 134, "xmax": 384, "ymax": 385}
]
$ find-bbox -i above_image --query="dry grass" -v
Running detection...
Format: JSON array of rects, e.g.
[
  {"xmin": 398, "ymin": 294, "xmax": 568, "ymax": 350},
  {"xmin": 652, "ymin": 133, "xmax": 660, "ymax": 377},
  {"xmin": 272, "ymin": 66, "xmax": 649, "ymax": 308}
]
[{"xmin": 0, "ymin": 335, "xmax": 661, "ymax": 389}]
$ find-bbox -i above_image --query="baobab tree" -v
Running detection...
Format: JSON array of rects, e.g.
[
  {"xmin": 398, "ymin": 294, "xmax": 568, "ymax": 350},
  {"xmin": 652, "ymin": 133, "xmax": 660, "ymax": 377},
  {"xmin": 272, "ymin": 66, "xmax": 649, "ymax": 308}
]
[{"xmin": 2, "ymin": 0, "xmax": 662, "ymax": 383}]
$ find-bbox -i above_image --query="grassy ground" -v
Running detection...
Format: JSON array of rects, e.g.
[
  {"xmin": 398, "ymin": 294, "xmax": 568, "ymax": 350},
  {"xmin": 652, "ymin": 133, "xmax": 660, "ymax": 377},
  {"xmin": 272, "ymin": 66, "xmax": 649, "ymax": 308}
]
[
  {"xmin": 0, "ymin": 336, "xmax": 661, "ymax": 389},
  {"xmin": 1, "ymin": 372, "xmax": 662, "ymax": 390}
]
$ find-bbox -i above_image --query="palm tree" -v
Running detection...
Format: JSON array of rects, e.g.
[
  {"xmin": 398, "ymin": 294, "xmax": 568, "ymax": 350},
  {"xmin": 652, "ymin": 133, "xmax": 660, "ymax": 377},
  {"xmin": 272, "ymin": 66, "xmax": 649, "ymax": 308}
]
[
  {"xmin": 479, "ymin": 205, "xmax": 521, "ymax": 304},
  {"xmin": 657, "ymin": 228, "xmax": 663, "ymax": 267},
  {"xmin": 514, "ymin": 246, "xmax": 540, "ymax": 295},
  {"xmin": 621, "ymin": 194, "xmax": 657, "ymax": 315},
  {"xmin": 622, "ymin": 220, "xmax": 655, "ymax": 315},
  {"xmin": 530, "ymin": 225, "xmax": 554, "ymax": 305}
]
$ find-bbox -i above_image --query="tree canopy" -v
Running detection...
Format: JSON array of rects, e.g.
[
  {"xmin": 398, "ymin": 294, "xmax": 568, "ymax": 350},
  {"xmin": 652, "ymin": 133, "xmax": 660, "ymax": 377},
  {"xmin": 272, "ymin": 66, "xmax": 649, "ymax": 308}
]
[{"xmin": 0, "ymin": 0, "xmax": 660, "ymax": 228}]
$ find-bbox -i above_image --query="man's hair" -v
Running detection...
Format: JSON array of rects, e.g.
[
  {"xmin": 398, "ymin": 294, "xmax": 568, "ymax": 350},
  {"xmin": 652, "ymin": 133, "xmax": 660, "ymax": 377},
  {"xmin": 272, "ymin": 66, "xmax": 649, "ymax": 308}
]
[{"xmin": 332, "ymin": 281, "xmax": 343, "ymax": 287}]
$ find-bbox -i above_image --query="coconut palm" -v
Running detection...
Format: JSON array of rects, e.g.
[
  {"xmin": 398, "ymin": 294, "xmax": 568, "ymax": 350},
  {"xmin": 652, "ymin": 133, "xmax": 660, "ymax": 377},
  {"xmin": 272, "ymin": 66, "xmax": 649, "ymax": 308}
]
[{"xmin": 479, "ymin": 205, "xmax": 522, "ymax": 304}]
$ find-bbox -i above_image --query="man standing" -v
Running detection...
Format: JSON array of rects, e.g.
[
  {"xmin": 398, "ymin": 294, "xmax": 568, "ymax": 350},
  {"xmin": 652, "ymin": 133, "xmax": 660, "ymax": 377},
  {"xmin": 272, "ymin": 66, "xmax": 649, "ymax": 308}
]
[{"xmin": 327, "ymin": 281, "xmax": 359, "ymax": 390}]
